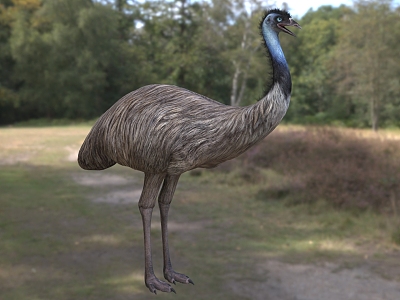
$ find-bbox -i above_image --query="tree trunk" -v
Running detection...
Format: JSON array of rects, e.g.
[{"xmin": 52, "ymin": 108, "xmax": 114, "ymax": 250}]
[
  {"xmin": 230, "ymin": 16, "xmax": 250, "ymax": 107},
  {"xmin": 230, "ymin": 62, "xmax": 241, "ymax": 106},
  {"xmin": 371, "ymin": 99, "xmax": 378, "ymax": 132},
  {"xmin": 230, "ymin": 60, "xmax": 251, "ymax": 107}
]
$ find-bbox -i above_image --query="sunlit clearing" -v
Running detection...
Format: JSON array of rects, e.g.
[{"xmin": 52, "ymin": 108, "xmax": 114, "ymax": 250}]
[
  {"xmin": 77, "ymin": 234, "xmax": 121, "ymax": 246},
  {"xmin": 318, "ymin": 240, "xmax": 356, "ymax": 252},
  {"xmin": 292, "ymin": 239, "xmax": 356, "ymax": 254},
  {"xmin": 103, "ymin": 272, "xmax": 144, "ymax": 294}
]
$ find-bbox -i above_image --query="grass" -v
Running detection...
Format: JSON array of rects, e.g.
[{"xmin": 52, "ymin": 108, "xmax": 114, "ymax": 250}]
[{"xmin": 0, "ymin": 125, "xmax": 399, "ymax": 299}]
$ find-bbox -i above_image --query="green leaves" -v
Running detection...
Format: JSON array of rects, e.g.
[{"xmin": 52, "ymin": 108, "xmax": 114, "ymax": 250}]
[
  {"xmin": 0, "ymin": 0, "xmax": 400, "ymax": 129},
  {"xmin": 7, "ymin": 0, "xmax": 134, "ymax": 119},
  {"xmin": 333, "ymin": 0, "xmax": 400, "ymax": 130},
  {"xmin": 284, "ymin": 2, "xmax": 400, "ymax": 130}
]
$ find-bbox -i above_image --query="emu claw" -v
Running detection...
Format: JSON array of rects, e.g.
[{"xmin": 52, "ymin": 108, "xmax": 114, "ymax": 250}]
[
  {"xmin": 146, "ymin": 276, "xmax": 176, "ymax": 294},
  {"xmin": 164, "ymin": 269, "xmax": 194, "ymax": 285}
]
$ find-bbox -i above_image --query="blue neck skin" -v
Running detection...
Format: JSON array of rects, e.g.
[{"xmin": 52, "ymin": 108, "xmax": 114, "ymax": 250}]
[{"xmin": 261, "ymin": 24, "xmax": 292, "ymax": 96}]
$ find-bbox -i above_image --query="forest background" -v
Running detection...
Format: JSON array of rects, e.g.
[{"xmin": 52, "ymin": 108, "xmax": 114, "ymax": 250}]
[
  {"xmin": 0, "ymin": 0, "xmax": 399, "ymax": 130},
  {"xmin": 1, "ymin": 2, "xmax": 400, "ymax": 298}
]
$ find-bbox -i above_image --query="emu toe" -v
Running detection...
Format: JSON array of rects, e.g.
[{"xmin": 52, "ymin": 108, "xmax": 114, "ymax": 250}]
[
  {"xmin": 164, "ymin": 269, "xmax": 194, "ymax": 285},
  {"xmin": 146, "ymin": 277, "xmax": 176, "ymax": 294}
]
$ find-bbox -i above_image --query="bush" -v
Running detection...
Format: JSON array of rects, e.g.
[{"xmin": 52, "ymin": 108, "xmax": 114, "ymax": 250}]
[
  {"xmin": 218, "ymin": 127, "xmax": 400, "ymax": 212},
  {"xmin": 392, "ymin": 227, "xmax": 400, "ymax": 245}
]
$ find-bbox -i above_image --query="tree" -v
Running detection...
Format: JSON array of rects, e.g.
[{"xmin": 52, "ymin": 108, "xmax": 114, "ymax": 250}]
[
  {"xmin": 334, "ymin": 0, "xmax": 400, "ymax": 130},
  {"xmin": 284, "ymin": 5, "xmax": 352, "ymax": 124},
  {"xmin": 0, "ymin": 0, "xmax": 42, "ymax": 123},
  {"xmin": 226, "ymin": 0, "xmax": 265, "ymax": 106},
  {"xmin": 134, "ymin": 0, "xmax": 233, "ymax": 101},
  {"xmin": 1, "ymin": 0, "xmax": 399, "ymax": 128},
  {"xmin": 9, "ymin": 0, "xmax": 139, "ymax": 119}
]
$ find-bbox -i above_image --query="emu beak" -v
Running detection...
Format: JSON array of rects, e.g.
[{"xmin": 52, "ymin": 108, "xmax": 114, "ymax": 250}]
[{"xmin": 278, "ymin": 18, "xmax": 302, "ymax": 37}]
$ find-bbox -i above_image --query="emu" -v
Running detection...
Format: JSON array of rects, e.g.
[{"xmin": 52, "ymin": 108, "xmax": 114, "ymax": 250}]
[{"xmin": 78, "ymin": 9, "xmax": 300, "ymax": 294}]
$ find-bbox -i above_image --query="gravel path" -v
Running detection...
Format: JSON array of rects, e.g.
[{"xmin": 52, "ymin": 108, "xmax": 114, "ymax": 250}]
[{"xmin": 229, "ymin": 260, "xmax": 400, "ymax": 300}]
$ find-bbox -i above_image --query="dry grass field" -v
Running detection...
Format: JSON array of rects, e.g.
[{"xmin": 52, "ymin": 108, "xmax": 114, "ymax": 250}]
[{"xmin": 0, "ymin": 125, "xmax": 399, "ymax": 300}]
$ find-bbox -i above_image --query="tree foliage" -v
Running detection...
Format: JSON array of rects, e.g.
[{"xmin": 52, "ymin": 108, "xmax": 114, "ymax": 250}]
[
  {"xmin": 0, "ymin": 0, "xmax": 399, "ymax": 129},
  {"xmin": 333, "ymin": 0, "xmax": 400, "ymax": 129}
]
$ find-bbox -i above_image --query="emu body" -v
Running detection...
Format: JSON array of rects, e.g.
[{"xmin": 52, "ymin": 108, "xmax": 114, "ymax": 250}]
[
  {"xmin": 78, "ymin": 9, "xmax": 300, "ymax": 294},
  {"xmin": 78, "ymin": 83, "xmax": 288, "ymax": 174}
]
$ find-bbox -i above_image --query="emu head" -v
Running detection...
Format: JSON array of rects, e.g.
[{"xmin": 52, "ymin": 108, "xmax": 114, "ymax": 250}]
[{"xmin": 261, "ymin": 9, "xmax": 301, "ymax": 36}]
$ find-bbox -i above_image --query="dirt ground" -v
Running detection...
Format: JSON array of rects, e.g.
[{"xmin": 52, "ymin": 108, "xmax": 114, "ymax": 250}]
[
  {"xmin": 229, "ymin": 260, "xmax": 400, "ymax": 300},
  {"xmin": 72, "ymin": 169, "xmax": 400, "ymax": 300}
]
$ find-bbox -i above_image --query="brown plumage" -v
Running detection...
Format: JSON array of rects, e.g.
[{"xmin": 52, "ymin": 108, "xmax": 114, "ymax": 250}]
[
  {"xmin": 78, "ymin": 9, "xmax": 300, "ymax": 294},
  {"xmin": 78, "ymin": 83, "xmax": 287, "ymax": 173}
]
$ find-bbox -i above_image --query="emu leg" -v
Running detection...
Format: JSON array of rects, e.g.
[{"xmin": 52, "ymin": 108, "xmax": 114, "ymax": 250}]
[
  {"xmin": 138, "ymin": 173, "xmax": 176, "ymax": 294},
  {"xmin": 158, "ymin": 175, "xmax": 194, "ymax": 285}
]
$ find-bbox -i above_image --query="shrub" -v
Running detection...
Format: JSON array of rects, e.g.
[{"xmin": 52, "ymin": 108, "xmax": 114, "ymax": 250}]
[
  {"xmin": 392, "ymin": 227, "xmax": 400, "ymax": 245},
  {"xmin": 219, "ymin": 127, "xmax": 400, "ymax": 212}
]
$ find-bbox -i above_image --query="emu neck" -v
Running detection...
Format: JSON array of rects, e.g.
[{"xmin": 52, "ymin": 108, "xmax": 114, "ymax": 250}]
[
  {"xmin": 236, "ymin": 25, "xmax": 292, "ymax": 146},
  {"xmin": 262, "ymin": 27, "xmax": 291, "ymax": 98}
]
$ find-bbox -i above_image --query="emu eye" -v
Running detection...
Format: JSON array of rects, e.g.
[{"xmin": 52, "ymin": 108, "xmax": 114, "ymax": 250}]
[{"xmin": 276, "ymin": 16, "xmax": 283, "ymax": 22}]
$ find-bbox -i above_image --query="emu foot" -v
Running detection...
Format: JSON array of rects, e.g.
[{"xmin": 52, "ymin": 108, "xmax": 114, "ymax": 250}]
[
  {"xmin": 145, "ymin": 276, "xmax": 176, "ymax": 294},
  {"xmin": 164, "ymin": 269, "xmax": 194, "ymax": 285}
]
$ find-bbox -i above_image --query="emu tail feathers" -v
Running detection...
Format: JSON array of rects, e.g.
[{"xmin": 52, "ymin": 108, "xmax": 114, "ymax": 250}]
[{"xmin": 78, "ymin": 134, "xmax": 116, "ymax": 170}]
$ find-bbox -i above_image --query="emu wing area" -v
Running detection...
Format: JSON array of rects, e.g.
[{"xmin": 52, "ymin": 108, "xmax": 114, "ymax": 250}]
[{"xmin": 78, "ymin": 84, "xmax": 244, "ymax": 174}]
